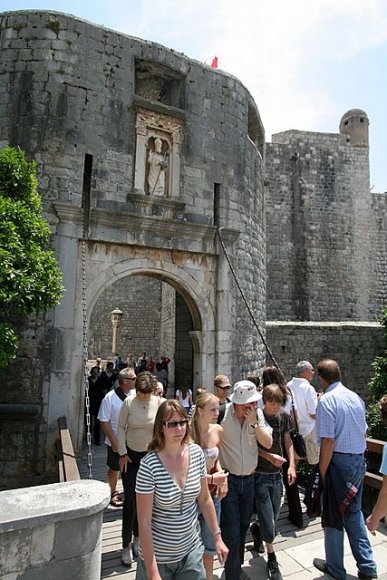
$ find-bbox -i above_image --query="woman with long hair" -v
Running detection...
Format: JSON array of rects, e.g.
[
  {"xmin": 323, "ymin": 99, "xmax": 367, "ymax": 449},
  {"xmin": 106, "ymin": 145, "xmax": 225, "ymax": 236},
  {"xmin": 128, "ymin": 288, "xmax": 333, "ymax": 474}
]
[
  {"xmin": 191, "ymin": 392, "xmax": 228, "ymax": 579},
  {"xmin": 117, "ymin": 372, "xmax": 163, "ymax": 567},
  {"xmin": 175, "ymin": 385, "xmax": 193, "ymax": 414},
  {"xmin": 135, "ymin": 399, "xmax": 228, "ymax": 579}
]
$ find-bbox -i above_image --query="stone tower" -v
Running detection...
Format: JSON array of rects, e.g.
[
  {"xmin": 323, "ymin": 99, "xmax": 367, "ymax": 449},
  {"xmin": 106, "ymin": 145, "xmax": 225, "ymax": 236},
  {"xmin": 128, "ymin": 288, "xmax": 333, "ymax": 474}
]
[{"xmin": 339, "ymin": 108, "xmax": 369, "ymax": 147}]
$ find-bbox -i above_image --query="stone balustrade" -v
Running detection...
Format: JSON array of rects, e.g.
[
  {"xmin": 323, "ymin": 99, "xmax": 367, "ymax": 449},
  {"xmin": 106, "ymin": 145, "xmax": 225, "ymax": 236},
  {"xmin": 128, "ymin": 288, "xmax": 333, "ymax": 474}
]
[{"xmin": 0, "ymin": 479, "xmax": 109, "ymax": 579}]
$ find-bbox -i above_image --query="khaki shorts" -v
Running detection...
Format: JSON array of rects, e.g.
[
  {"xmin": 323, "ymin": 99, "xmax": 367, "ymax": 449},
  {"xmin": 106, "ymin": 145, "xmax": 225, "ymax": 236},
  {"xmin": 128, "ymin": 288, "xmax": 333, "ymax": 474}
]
[{"xmin": 295, "ymin": 426, "xmax": 320, "ymax": 465}]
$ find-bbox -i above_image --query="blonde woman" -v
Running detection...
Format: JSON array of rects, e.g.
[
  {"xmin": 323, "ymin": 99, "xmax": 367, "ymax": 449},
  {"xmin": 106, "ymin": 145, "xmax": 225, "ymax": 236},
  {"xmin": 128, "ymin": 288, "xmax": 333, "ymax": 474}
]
[
  {"xmin": 191, "ymin": 392, "xmax": 229, "ymax": 580},
  {"xmin": 135, "ymin": 400, "xmax": 228, "ymax": 579}
]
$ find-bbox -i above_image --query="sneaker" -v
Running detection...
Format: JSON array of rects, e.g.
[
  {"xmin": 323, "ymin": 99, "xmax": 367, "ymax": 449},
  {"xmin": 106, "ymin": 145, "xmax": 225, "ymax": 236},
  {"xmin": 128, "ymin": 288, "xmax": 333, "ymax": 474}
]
[
  {"xmin": 121, "ymin": 546, "xmax": 132, "ymax": 567},
  {"xmin": 250, "ymin": 522, "xmax": 265, "ymax": 554},
  {"xmin": 132, "ymin": 536, "xmax": 139, "ymax": 558},
  {"xmin": 267, "ymin": 556, "xmax": 283, "ymax": 580},
  {"xmin": 358, "ymin": 572, "xmax": 378, "ymax": 579}
]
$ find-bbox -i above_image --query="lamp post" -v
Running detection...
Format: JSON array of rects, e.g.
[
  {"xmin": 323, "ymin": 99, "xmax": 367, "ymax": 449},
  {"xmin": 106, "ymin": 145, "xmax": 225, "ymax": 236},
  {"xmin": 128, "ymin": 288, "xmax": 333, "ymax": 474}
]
[{"xmin": 111, "ymin": 308, "xmax": 123, "ymax": 355}]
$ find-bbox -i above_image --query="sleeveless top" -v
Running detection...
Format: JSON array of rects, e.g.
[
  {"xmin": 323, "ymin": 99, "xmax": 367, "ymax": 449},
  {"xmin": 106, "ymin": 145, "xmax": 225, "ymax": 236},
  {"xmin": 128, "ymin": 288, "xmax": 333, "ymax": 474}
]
[{"xmin": 202, "ymin": 445, "xmax": 219, "ymax": 493}]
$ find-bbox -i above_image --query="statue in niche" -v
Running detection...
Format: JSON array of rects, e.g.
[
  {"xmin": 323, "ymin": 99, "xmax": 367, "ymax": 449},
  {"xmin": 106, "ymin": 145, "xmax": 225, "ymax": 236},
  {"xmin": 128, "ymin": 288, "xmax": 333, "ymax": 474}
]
[{"xmin": 146, "ymin": 137, "xmax": 169, "ymax": 196}]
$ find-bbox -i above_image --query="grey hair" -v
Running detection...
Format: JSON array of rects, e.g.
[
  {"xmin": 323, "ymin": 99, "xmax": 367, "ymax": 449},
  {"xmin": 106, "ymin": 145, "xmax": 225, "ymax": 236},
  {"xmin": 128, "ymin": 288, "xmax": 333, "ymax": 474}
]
[{"xmin": 296, "ymin": 360, "xmax": 313, "ymax": 376}]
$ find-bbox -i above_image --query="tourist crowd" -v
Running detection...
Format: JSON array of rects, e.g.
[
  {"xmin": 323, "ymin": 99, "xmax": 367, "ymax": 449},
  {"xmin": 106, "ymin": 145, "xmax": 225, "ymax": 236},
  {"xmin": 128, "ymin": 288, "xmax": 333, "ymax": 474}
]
[{"xmin": 85, "ymin": 355, "xmax": 386, "ymax": 580}]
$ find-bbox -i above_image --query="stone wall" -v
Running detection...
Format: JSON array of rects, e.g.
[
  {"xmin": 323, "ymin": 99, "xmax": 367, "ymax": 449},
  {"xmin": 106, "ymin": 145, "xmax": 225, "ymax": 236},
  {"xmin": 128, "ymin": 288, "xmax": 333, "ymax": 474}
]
[
  {"xmin": 370, "ymin": 193, "xmax": 387, "ymax": 316},
  {"xmin": 266, "ymin": 321, "xmax": 384, "ymax": 400},
  {"xmin": 0, "ymin": 10, "xmax": 265, "ymax": 487},
  {"xmin": 265, "ymin": 122, "xmax": 377, "ymax": 322},
  {"xmin": 89, "ymin": 275, "xmax": 162, "ymax": 360}
]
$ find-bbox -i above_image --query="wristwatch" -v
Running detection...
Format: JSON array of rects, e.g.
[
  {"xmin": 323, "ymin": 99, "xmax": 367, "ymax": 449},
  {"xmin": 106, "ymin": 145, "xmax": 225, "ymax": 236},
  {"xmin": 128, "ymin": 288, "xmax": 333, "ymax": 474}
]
[{"xmin": 250, "ymin": 422, "xmax": 259, "ymax": 429}]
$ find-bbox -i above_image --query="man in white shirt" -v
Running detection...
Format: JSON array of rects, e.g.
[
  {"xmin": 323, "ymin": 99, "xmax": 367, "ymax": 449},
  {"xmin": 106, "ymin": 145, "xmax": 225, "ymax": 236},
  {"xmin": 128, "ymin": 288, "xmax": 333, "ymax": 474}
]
[
  {"xmin": 98, "ymin": 367, "xmax": 136, "ymax": 506},
  {"xmin": 287, "ymin": 360, "xmax": 319, "ymax": 465}
]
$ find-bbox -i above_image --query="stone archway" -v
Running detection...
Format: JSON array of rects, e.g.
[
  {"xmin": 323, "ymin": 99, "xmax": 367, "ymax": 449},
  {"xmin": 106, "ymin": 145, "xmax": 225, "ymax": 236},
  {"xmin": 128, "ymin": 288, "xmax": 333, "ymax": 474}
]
[
  {"xmin": 88, "ymin": 272, "xmax": 200, "ymax": 393},
  {"xmin": 67, "ymin": 241, "xmax": 217, "ymax": 450}
]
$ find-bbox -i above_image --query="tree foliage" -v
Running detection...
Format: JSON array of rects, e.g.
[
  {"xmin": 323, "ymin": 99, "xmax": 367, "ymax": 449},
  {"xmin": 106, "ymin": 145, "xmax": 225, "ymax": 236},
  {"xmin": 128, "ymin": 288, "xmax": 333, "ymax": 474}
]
[
  {"xmin": 0, "ymin": 146, "xmax": 64, "ymax": 368},
  {"xmin": 367, "ymin": 307, "xmax": 387, "ymax": 441}
]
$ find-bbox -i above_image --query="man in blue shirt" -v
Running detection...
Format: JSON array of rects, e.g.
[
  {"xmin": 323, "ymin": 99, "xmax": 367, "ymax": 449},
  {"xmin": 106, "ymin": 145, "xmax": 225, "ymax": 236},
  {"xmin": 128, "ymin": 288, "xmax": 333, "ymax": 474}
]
[{"xmin": 314, "ymin": 359, "xmax": 377, "ymax": 580}]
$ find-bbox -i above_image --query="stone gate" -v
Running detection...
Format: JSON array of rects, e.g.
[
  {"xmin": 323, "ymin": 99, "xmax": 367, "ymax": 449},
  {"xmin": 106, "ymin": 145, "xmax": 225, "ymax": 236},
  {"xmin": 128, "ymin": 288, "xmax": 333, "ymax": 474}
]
[{"xmin": 0, "ymin": 10, "xmax": 385, "ymax": 489}]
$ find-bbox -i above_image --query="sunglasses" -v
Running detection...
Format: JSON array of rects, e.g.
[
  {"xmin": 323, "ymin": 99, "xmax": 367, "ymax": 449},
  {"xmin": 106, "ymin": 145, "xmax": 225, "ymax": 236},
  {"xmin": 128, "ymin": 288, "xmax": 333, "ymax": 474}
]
[
  {"xmin": 217, "ymin": 385, "xmax": 231, "ymax": 391},
  {"xmin": 163, "ymin": 419, "xmax": 189, "ymax": 429}
]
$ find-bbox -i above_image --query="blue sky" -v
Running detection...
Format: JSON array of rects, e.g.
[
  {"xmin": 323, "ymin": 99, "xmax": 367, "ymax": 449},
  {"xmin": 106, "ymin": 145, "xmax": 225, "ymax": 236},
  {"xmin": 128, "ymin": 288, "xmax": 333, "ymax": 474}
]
[{"xmin": 1, "ymin": 0, "xmax": 386, "ymax": 192}]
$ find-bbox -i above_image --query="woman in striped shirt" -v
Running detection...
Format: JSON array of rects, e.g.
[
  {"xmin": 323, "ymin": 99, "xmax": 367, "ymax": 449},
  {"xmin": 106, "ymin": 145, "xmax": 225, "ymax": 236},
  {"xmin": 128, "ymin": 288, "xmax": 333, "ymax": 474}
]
[{"xmin": 135, "ymin": 399, "xmax": 228, "ymax": 579}]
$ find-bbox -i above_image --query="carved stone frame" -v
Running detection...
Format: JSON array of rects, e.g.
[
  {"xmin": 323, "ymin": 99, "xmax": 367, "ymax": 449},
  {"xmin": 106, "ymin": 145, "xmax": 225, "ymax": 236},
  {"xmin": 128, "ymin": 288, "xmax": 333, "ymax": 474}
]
[{"xmin": 134, "ymin": 108, "xmax": 183, "ymax": 198}]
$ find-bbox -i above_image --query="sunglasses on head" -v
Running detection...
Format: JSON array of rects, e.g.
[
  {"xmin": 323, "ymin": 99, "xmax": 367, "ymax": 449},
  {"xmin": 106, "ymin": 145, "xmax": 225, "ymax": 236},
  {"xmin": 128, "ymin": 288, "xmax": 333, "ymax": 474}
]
[{"xmin": 163, "ymin": 419, "xmax": 189, "ymax": 429}]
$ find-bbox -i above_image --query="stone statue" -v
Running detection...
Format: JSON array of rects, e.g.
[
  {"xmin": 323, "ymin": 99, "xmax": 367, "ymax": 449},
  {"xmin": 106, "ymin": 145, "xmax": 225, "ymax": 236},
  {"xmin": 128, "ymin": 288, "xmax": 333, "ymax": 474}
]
[{"xmin": 147, "ymin": 137, "xmax": 168, "ymax": 196}]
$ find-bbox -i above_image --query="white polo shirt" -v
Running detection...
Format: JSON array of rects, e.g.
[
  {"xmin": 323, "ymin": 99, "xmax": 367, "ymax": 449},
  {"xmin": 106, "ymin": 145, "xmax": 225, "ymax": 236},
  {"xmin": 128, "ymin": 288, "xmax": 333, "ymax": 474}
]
[{"xmin": 98, "ymin": 388, "xmax": 134, "ymax": 446}]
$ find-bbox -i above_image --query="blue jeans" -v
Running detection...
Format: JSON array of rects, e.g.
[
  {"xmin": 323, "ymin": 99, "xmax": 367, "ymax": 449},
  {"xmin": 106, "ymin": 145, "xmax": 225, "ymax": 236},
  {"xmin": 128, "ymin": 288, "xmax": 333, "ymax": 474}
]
[
  {"xmin": 255, "ymin": 472, "xmax": 283, "ymax": 544},
  {"xmin": 324, "ymin": 453, "xmax": 377, "ymax": 580},
  {"xmin": 199, "ymin": 494, "xmax": 221, "ymax": 556},
  {"xmin": 220, "ymin": 473, "xmax": 255, "ymax": 580}
]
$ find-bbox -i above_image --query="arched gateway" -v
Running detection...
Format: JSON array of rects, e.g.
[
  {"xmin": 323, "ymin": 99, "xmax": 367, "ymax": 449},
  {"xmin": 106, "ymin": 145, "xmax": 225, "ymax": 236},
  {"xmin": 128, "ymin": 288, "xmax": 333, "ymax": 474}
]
[
  {"xmin": 0, "ymin": 11, "xmax": 385, "ymax": 489},
  {"xmin": 0, "ymin": 11, "xmax": 266, "ymax": 482}
]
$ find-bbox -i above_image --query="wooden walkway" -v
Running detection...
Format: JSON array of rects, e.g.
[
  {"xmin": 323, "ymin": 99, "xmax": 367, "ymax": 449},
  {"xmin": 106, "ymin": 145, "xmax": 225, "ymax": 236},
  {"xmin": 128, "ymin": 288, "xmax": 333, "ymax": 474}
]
[{"xmin": 78, "ymin": 444, "xmax": 387, "ymax": 579}]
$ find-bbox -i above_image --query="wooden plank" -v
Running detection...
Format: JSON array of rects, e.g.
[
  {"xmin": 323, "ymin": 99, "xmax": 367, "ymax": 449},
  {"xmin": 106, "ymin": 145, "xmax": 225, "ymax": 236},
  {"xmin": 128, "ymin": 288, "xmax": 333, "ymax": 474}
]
[
  {"xmin": 364, "ymin": 471, "xmax": 383, "ymax": 490},
  {"xmin": 58, "ymin": 416, "xmax": 80, "ymax": 481},
  {"xmin": 366, "ymin": 438, "xmax": 385, "ymax": 454}
]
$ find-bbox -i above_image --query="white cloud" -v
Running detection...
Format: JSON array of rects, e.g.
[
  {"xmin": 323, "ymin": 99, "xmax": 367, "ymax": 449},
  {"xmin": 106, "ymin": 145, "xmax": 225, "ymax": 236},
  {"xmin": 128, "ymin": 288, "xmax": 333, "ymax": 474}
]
[{"xmin": 117, "ymin": 0, "xmax": 386, "ymax": 140}]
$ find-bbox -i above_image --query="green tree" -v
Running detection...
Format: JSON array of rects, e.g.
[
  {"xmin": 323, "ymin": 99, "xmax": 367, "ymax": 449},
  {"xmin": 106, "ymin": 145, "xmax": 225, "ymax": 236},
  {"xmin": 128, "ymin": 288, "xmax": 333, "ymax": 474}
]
[
  {"xmin": 367, "ymin": 307, "xmax": 387, "ymax": 440},
  {"xmin": 0, "ymin": 146, "xmax": 64, "ymax": 368}
]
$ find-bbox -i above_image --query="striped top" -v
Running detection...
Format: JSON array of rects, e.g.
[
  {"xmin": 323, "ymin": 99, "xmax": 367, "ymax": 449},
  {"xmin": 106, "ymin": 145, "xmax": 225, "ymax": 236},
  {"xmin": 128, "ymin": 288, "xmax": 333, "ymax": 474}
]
[{"xmin": 135, "ymin": 443, "xmax": 206, "ymax": 563}]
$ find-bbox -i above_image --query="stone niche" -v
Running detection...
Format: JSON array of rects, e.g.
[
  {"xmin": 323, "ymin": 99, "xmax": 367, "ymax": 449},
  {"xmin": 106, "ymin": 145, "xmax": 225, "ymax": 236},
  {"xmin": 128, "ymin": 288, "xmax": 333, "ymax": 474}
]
[{"xmin": 134, "ymin": 107, "xmax": 183, "ymax": 199}]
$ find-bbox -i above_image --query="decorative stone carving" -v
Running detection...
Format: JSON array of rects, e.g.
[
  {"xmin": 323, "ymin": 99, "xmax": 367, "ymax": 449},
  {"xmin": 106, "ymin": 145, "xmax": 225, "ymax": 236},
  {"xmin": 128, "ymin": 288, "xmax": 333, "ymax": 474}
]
[
  {"xmin": 147, "ymin": 136, "xmax": 169, "ymax": 196},
  {"xmin": 134, "ymin": 108, "xmax": 182, "ymax": 197}
]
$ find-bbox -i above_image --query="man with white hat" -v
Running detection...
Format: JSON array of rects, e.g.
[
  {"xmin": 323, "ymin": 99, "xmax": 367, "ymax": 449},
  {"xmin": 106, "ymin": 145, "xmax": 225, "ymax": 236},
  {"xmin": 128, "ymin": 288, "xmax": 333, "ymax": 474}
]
[{"xmin": 219, "ymin": 380, "xmax": 273, "ymax": 579}]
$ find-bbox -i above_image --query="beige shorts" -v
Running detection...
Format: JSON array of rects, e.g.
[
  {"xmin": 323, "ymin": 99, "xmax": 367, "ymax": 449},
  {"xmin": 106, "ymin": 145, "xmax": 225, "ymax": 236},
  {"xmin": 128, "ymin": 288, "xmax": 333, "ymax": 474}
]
[{"xmin": 295, "ymin": 426, "xmax": 320, "ymax": 465}]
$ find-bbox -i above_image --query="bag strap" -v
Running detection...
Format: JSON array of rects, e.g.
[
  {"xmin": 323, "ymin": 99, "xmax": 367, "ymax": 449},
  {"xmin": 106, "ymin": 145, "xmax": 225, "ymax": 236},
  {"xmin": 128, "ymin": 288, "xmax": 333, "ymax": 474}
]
[{"xmin": 289, "ymin": 388, "xmax": 300, "ymax": 432}]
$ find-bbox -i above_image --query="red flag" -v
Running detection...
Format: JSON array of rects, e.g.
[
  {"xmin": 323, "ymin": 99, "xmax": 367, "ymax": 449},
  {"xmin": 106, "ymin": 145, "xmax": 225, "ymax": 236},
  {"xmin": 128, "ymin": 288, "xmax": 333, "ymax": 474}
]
[{"xmin": 211, "ymin": 56, "xmax": 218, "ymax": 68}]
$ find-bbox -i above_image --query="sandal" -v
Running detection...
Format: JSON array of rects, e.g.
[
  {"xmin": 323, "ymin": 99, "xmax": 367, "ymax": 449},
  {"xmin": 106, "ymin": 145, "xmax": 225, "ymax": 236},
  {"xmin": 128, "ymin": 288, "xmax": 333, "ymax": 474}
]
[{"xmin": 110, "ymin": 491, "xmax": 123, "ymax": 507}]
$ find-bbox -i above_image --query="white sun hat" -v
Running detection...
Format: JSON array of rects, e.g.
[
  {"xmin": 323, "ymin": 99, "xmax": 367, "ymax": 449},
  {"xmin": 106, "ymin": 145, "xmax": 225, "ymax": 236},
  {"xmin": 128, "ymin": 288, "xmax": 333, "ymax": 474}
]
[{"xmin": 230, "ymin": 380, "xmax": 261, "ymax": 404}]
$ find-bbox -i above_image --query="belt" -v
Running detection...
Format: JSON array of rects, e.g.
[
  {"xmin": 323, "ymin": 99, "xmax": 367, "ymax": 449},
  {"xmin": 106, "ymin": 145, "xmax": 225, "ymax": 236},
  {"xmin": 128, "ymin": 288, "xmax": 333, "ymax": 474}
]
[
  {"xmin": 333, "ymin": 451, "xmax": 364, "ymax": 456},
  {"xmin": 228, "ymin": 472, "xmax": 255, "ymax": 478}
]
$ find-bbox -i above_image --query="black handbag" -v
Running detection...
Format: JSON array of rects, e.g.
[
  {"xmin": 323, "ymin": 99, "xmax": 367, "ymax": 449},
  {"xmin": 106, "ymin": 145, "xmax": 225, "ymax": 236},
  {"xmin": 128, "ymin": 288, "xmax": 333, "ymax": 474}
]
[{"xmin": 289, "ymin": 391, "xmax": 307, "ymax": 458}]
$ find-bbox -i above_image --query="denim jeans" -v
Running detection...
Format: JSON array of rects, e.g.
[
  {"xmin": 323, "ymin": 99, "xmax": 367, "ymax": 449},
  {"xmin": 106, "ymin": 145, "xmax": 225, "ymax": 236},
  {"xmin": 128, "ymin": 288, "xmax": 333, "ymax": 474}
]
[
  {"xmin": 135, "ymin": 543, "xmax": 205, "ymax": 579},
  {"xmin": 199, "ymin": 494, "xmax": 221, "ymax": 556},
  {"xmin": 255, "ymin": 472, "xmax": 283, "ymax": 544},
  {"xmin": 324, "ymin": 453, "xmax": 377, "ymax": 580},
  {"xmin": 220, "ymin": 473, "xmax": 255, "ymax": 580}
]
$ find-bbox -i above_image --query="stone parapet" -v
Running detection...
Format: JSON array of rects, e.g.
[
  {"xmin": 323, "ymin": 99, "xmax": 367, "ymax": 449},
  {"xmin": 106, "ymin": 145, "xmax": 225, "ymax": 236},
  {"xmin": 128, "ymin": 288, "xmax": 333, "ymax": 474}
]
[
  {"xmin": 0, "ymin": 479, "xmax": 109, "ymax": 579},
  {"xmin": 266, "ymin": 321, "xmax": 384, "ymax": 400}
]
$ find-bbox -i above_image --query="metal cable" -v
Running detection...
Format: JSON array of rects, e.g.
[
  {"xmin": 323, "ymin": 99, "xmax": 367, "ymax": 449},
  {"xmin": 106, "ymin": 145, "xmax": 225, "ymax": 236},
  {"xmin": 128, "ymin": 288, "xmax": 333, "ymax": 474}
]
[{"xmin": 215, "ymin": 226, "xmax": 281, "ymax": 372}]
